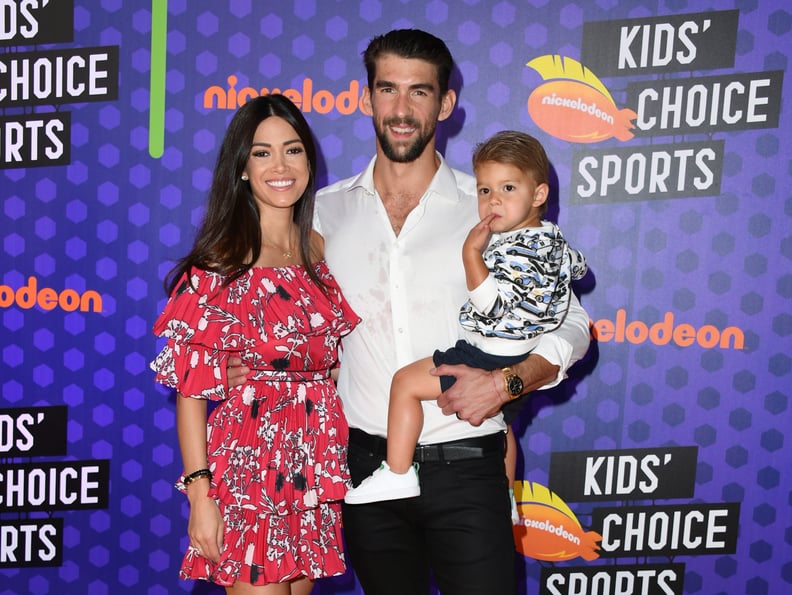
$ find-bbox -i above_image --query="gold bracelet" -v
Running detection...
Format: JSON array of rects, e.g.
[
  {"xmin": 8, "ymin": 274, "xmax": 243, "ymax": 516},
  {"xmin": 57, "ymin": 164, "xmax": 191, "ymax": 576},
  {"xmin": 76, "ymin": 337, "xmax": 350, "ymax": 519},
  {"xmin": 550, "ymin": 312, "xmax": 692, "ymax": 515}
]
[{"xmin": 182, "ymin": 468, "xmax": 212, "ymax": 486}]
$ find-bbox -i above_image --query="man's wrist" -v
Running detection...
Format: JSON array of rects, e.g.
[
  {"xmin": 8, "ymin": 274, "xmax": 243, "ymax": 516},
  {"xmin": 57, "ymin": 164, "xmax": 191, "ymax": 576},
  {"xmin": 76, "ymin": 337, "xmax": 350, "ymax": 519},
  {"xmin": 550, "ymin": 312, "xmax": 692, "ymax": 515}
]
[
  {"xmin": 514, "ymin": 353, "xmax": 560, "ymax": 393},
  {"xmin": 501, "ymin": 366, "xmax": 525, "ymax": 399},
  {"xmin": 490, "ymin": 369, "xmax": 511, "ymax": 405}
]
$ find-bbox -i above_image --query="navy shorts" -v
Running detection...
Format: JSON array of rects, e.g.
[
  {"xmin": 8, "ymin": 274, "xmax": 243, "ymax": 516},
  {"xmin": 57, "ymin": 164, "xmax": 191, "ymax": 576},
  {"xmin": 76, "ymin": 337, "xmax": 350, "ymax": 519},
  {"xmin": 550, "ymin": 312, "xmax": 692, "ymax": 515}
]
[{"xmin": 432, "ymin": 339, "xmax": 529, "ymax": 424}]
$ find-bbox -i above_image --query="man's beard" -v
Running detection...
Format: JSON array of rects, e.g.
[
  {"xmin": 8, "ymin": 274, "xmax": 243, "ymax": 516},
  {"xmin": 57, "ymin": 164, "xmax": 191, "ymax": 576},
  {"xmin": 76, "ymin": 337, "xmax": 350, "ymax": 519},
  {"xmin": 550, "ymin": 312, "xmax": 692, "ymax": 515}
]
[{"xmin": 375, "ymin": 117, "xmax": 436, "ymax": 163}]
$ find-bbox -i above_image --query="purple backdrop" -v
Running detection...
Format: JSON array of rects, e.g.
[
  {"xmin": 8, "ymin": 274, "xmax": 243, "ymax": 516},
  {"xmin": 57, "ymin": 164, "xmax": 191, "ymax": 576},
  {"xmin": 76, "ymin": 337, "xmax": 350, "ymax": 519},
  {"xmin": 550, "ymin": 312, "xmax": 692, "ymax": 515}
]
[{"xmin": 1, "ymin": 1, "xmax": 790, "ymax": 594}]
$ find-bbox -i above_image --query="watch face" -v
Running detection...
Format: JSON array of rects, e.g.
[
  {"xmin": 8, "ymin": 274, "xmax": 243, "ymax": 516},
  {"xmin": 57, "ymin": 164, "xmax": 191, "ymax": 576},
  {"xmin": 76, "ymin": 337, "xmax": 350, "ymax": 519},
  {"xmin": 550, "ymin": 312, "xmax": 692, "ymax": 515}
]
[{"xmin": 507, "ymin": 375, "xmax": 524, "ymax": 397}]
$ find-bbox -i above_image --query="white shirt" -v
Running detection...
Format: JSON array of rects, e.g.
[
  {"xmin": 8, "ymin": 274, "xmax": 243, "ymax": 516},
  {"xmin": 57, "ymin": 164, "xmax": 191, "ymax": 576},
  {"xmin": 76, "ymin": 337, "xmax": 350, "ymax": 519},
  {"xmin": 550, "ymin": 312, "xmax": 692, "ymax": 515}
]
[{"xmin": 315, "ymin": 154, "xmax": 590, "ymax": 444}]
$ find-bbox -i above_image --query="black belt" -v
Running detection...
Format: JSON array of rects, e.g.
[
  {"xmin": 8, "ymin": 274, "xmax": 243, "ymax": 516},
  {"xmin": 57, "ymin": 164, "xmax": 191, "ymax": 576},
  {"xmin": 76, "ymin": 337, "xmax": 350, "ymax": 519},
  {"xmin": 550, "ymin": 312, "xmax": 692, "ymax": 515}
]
[{"xmin": 349, "ymin": 428, "xmax": 505, "ymax": 463}]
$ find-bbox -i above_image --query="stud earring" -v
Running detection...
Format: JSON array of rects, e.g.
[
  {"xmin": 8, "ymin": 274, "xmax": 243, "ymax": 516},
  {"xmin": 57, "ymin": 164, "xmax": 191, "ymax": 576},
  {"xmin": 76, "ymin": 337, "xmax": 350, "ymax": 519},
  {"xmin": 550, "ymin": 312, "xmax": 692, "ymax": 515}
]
[{"xmin": 241, "ymin": 174, "xmax": 249, "ymax": 181}]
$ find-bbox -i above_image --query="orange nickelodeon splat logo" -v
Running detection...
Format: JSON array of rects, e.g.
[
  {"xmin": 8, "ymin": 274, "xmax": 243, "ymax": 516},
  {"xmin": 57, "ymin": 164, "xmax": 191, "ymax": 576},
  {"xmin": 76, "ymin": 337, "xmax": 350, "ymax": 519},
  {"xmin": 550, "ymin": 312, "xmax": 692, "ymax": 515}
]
[
  {"xmin": 526, "ymin": 55, "xmax": 637, "ymax": 143},
  {"xmin": 513, "ymin": 481, "xmax": 602, "ymax": 562}
]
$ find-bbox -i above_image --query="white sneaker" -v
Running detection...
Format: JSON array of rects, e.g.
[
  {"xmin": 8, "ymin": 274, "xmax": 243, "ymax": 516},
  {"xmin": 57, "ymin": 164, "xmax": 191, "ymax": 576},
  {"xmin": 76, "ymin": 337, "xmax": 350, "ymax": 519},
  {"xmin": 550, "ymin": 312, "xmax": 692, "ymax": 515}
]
[
  {"xmin": 344, "ymin": 461, "xmax": 420, "ymax": 504},
  {"xmin": 509, "ymin": 488, "xmax": 519, "ymax": 524}
]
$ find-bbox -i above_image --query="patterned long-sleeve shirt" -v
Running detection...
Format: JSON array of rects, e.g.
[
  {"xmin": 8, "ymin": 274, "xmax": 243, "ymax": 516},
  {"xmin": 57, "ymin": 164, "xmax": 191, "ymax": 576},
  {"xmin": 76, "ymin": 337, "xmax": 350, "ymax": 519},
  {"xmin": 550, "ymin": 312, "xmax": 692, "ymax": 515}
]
[{"xmin": 458, "ymin": 221, "xmax": 587, "ymax": 356}]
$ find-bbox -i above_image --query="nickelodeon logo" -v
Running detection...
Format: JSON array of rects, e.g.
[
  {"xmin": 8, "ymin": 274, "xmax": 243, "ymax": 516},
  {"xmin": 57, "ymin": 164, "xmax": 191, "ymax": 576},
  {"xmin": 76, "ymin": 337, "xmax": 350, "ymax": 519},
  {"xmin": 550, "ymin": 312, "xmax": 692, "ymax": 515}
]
[
  {"xmin": 0, "ymin": 276, "xmax": 102, "ymax": 312},
  {"xmin": 591, "ymin": 309, "xmax": 745, "ymax": 350},
  {"xmin": 513, "ymin": 481, "xmax": 601, "ymax": 562},
  {"xmin": 526, "ymin": 55, "xmax": 637, "ymax": 143},
  {"xmin": 204, "ymin": 75, "xmax": 365, "ymax": 114}
]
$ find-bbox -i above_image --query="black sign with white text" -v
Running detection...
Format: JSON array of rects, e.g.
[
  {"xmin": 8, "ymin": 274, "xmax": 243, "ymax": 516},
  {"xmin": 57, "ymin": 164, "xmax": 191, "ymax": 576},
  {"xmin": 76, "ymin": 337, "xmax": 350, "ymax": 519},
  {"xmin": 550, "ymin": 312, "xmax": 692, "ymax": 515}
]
[
  {"xmin": 582, "ymin": 10, "xmax": 739, "ymax": 75},
  {"xmin": 0, "ymin": 0, "xmax": 74, "ymax": 46},
  {"xmin": 550, "ymin": 446, "xmax": 698, "ymax": 502},
  {"xmin": 593, "ymin": 502, "xmax": 740, "ymax": 557},
  {"xmin": 0, "ymin": 518, "xmax": 63, "ymax": 567},
  {"xmin": 0, "ymin": 406, "xmax": 67, "ymax": 456},
  {"xmin": 0, "ymin": 460, "xmax": 110, "ymax": 512}
]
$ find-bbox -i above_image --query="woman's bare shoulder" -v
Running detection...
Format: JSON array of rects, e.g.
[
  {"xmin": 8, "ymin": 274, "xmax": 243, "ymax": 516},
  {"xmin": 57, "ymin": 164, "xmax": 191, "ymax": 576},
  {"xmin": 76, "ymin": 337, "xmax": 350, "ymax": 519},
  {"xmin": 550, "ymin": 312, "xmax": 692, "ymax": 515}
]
[{"xmin": 310, "ymin": 229, "xmax": 325, "ymax": 260}]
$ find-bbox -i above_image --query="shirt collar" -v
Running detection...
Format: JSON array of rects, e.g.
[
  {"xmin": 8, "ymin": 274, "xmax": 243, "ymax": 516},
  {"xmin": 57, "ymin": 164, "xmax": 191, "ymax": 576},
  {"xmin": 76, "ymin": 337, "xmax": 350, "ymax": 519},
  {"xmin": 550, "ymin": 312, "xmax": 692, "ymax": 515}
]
[{"xmin": 347, "ymin": 152, "xmax": 465, "ymax": 204}]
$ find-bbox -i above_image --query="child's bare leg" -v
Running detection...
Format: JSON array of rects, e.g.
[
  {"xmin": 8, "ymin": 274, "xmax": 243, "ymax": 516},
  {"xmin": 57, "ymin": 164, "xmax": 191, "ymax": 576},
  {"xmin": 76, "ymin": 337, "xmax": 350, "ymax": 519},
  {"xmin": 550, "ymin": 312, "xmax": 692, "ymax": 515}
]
[
  {"xmin": 344, "ymin": 357, "xmax": 441, "ymax": 504},
  {"xmin": 386, "ymin": 356, "xmax": 442, "ymax": 473}
]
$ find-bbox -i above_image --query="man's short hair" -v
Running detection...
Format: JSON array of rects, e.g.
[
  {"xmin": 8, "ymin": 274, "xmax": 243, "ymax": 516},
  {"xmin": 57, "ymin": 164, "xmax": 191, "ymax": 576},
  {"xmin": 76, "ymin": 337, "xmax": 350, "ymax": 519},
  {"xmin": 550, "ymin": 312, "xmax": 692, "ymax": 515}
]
[{"xmin": 363, "ymin": 28, "xmax": 454, "ymax": 95}]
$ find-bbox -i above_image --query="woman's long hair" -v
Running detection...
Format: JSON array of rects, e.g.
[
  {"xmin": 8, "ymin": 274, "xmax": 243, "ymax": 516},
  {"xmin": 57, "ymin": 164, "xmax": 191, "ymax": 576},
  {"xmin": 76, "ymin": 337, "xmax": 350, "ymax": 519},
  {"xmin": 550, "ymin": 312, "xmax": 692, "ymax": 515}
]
[{"xmin": 165, "ymin": 94, "xmax": 324, "ymax": 295}]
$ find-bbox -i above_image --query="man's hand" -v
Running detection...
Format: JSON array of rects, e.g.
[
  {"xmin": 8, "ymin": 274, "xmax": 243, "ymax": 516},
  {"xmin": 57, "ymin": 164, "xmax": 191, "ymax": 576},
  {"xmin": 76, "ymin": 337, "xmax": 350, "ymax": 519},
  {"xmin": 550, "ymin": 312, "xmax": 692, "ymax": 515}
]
[
  {"xmin": 433, "ymin": 353, "xmax": 560, "ymax": 425},
  {"xmin": 227, "ymin": 356, "xmax": 249, "ymax": 388},
  {"xmin": 434, "ymin": 364, "xmax": 505, "ymax": 426}
]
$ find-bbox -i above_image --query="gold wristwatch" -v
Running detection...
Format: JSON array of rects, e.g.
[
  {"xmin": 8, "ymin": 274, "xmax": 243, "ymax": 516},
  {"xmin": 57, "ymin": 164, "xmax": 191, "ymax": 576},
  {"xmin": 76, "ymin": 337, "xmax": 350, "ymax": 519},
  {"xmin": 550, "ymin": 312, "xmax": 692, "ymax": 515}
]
[{"xmin": 501, "ymin": 367, "xmax": 524, "ymax": 399}]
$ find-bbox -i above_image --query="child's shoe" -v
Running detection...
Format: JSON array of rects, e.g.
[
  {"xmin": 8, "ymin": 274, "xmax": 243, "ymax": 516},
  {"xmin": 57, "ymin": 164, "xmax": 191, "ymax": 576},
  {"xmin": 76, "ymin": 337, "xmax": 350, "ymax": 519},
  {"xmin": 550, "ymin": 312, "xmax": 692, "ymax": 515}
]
[
  {"xmin": 509, "ymin": 487, "xmax": 520, "ymax": 524},
  {"xmin": 344, "ymin": 461, "xmax": 420, "ymax": 504}
]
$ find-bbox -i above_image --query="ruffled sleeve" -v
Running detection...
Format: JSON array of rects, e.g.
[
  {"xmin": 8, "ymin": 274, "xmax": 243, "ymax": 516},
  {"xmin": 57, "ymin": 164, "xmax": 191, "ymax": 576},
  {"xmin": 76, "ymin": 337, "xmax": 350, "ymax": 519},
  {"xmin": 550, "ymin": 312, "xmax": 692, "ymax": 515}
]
[
  {"xmin": 151, "ymin": 270, "xmax": 242, "ymax": 401},
  {"xmin": 318, "ymin": 262, "xmax": 360, "ymax": 338}
]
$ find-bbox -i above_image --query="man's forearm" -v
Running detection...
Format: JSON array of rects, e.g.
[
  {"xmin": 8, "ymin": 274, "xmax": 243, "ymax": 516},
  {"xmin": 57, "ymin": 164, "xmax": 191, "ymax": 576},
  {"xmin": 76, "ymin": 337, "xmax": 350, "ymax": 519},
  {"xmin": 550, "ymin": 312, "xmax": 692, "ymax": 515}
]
[
  {"xmin": 438, "ymin": 294, "xmax": 591, "ymax": 421},
  {"xmin": 522, "ymin": 293, "xmax": 590, "ymax": 390},
  {"xmin": 510, "ymin": 353, "xmax": 560, "ymax": 395},
  {"xmin": 547, "ymin": 293, "xmax": 590, "ymax": 365}
]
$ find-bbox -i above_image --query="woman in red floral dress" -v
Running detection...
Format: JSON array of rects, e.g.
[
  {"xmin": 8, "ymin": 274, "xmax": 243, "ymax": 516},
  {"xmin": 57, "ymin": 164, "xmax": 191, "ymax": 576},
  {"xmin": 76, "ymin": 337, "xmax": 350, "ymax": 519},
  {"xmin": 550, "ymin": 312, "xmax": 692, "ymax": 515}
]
[{"xmin": 151, "ymin": 95, "xmax": 359, "ymax": 594}]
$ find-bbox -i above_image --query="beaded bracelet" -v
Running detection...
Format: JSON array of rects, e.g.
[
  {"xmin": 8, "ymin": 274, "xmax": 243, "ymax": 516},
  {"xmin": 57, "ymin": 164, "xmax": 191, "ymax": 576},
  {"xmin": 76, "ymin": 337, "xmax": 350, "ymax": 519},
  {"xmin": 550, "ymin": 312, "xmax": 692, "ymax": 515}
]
[{"xmin": 182, "ymin": 468, "xmax": 212, "ymax": 486}]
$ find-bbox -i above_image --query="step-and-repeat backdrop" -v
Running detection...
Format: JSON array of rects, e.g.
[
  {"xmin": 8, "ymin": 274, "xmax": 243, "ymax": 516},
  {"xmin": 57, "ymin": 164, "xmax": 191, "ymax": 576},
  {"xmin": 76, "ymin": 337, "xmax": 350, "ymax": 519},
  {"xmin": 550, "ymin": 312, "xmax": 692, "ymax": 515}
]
[{"xmin": 1, "ymin": 1, "xmax": 789, "ymax": 593}]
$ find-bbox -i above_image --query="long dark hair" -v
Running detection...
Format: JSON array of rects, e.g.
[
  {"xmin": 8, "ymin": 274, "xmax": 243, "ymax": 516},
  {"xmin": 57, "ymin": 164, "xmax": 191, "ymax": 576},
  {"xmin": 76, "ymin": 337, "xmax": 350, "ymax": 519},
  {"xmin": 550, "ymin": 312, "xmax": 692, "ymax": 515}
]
[{"xmin": 165, "ymin": 94, "xmax": 324, "ymax": 295}]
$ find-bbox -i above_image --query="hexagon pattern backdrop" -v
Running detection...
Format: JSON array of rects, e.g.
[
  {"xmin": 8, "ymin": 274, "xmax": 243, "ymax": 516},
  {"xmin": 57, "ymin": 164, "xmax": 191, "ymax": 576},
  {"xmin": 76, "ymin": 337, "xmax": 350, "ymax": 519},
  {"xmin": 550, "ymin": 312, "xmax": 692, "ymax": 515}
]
[{"xmin": 1, "ymin": 1, "xmax": 790, "ymax": 594}]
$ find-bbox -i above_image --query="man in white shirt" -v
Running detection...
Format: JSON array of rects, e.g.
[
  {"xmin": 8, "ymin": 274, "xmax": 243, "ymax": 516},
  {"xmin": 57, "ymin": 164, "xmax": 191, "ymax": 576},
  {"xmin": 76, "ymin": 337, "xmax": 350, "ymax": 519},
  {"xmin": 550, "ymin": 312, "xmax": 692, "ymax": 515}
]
[{"xmin": 313, "ymin": 29, "xmax": 591, "ymax": 594}]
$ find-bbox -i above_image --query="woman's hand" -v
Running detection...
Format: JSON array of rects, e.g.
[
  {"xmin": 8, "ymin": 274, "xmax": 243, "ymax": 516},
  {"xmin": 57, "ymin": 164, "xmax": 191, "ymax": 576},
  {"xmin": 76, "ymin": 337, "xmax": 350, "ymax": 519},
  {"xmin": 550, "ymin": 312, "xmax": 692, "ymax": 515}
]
[{"xmin": 186, "ymin": 483, "xmax": 224, "ymax": 564}]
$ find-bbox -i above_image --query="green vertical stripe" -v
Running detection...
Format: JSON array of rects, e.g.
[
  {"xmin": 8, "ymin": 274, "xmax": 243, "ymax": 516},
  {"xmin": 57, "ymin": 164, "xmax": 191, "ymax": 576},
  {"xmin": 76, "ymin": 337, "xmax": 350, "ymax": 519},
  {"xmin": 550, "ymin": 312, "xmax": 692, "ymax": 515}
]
[{"xmin": 148, "ymin": 0, "xmax": 168, "ymax": 158}]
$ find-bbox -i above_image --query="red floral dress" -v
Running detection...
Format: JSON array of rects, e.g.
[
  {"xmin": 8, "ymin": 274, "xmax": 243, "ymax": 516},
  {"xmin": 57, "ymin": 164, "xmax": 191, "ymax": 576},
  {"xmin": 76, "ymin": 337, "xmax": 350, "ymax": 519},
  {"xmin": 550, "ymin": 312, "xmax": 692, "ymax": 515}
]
[{"xmin": 151, "ymin": 263, "xmax": 359, "ymax": 586}]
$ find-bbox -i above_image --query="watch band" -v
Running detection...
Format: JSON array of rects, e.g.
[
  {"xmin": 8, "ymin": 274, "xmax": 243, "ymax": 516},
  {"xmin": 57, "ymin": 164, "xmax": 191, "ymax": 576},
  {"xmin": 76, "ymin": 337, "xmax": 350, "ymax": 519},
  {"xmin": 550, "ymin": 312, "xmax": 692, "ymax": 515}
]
[
  {"xmin": 502, "ymin": 367, "xmax": 514, "ymax": 395},
  {"xmin": 501, "ymin": 367, "xmax": 523, "ymax": 399}
]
